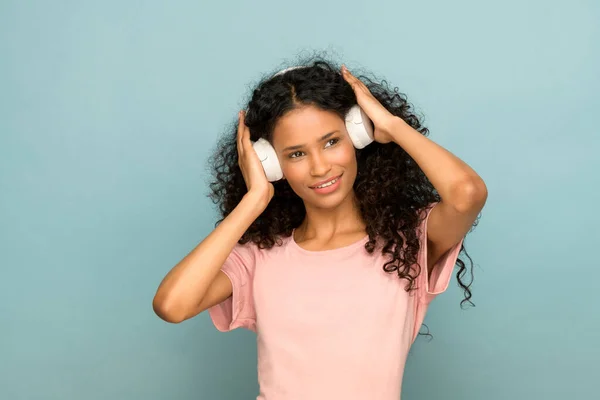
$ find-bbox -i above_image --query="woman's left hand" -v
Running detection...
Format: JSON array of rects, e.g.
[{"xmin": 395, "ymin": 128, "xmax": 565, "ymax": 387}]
[{"xmin": 341, "ymin": 65, "xmax": 400, "ymax": 144}]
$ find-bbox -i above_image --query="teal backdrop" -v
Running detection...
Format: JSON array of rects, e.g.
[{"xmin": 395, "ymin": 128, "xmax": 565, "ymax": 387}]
[{"xmin": 1, "ymin": 1, "xmax": 598, "ymax": 399}]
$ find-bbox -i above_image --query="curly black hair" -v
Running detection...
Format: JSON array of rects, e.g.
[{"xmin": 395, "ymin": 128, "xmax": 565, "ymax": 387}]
[{"xmin": 207, "ymin": 53, "xmax": 479, "ymax": 309}]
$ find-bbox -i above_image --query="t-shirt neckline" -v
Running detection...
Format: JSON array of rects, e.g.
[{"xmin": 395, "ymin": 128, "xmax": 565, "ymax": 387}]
[{"xmin": 289, "ymin": 228, "xmax": 369, "ymax": 256}]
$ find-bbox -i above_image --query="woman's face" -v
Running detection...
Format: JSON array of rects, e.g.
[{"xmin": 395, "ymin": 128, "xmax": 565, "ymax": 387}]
[{"xmin": 271, "ymin": 105, "xmax": 358, "ymax": 209}]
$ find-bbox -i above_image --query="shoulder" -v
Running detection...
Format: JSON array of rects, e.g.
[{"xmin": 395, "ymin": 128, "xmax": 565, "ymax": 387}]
[{"xmin": 233, "ymin": 234, "xmax": 290, "ymax": 262}]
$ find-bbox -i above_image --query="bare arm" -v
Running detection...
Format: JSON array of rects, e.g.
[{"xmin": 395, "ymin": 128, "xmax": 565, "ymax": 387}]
[
  {"xmin": 153, "ymin": 110, "xmax": 274, "ymax": 323},
  {"xmin": 340, "ymin": 65, "xmax": 488, "ymax": 270},
  {"xmin": 152, "ymin": 193, "xmax": 268, "ymax": 323},
  {"xmin": 386, "ymin": 118, "xmax": 487, "ymax": 274}
]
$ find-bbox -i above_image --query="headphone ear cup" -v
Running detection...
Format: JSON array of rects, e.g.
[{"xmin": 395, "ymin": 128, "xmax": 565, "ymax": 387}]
[
  {"xmin": 345, "ymin": 105, "xmax": 374, "ymax": 149},
  {"xmin": 251, "ymin": 138, "xmax": 283, "ymax": 182}
]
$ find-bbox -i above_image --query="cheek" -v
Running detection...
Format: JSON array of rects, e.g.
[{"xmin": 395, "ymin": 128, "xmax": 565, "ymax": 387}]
[
  {"xmin": 333, "ymin": 143, "xmax": 357, "ymax": 167},
  {"xmin": 281, "ymin": 162, "xmax": 306, "ymax": 185}
]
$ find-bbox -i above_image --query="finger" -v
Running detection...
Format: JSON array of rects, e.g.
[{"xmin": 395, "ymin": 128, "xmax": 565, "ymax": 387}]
[
  {"xmin": 342, "ymin": 65, "xmax": 364, "ymax": 85},
  {"xmin": 341, "ymin": 65, "xmax": 355, "ymax": 81},
  {"xmin": 240, "ymin": 113, "xmax": 252, "ymax": 149},
  {"xmin": 342, "ymin": 66, "xmax": 372, "ymax": 96},
  {"xmin": 238, "ymin": 111, "xmax": 248, "ymax": 138},
  {"xmin": 237, "ymin": 111, "xmax": 245, "ymax": 156},
  {"xmin": 341, "ymin": 66, "xmax": 364, "ymax": 90},
  {"xmin": 237, "ymin": 111, "xmax": 243, "ymax": 137}
]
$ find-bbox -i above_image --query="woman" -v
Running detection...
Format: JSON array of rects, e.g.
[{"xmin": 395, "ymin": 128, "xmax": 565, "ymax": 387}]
[{"xmin": 153, "ymin": 57, "xmax": 488, "ymax": 399}]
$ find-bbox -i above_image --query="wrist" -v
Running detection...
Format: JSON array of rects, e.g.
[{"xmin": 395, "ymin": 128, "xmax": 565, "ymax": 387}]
[
  {"xmin": 387, "ymin": 117, "xmax": 410, "ymax": 143},
  {"xmin": 242, "ymin": 191, "xmax": 271, "ymax": 214}
]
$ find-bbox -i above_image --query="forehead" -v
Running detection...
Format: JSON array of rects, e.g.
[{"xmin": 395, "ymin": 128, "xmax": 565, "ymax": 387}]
[{"xmin": 271, "ymin": 106, "xmax": 344, "ymax": 147}]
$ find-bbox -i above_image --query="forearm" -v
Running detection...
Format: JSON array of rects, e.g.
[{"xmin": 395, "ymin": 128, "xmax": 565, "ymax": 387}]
[
  {"xmin": 153, "ymin": 192, "xmax": 267, "ymax": 320},
  {"xmin": 388, "ymin": 117, "xmax": 485, "ymax": 209}
]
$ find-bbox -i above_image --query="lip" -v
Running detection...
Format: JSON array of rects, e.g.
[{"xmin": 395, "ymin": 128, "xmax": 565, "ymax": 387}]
[{"xmin": 309, "ymin": 174, "xmax": 342, "ymax": 188}]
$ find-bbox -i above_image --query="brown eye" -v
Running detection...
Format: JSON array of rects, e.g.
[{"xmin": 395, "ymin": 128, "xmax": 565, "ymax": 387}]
[{"xmin": 325, "ymin": 138, "xmax": 339, "ymax": 147}]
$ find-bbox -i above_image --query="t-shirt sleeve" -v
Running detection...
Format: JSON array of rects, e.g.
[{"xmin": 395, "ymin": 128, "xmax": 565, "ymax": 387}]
[
  {"xmin": 417, "ymin": 202, "xmax": 464, "ymax": 302},
  {"xmin": 207, "ymin": 242, "xmax": 257, "ymax": 332}
]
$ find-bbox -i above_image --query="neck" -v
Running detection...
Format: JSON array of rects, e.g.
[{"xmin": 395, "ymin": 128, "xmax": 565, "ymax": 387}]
[{"xmin": 296, "ymin": 191, "xmax": 366, "ymax": 240}]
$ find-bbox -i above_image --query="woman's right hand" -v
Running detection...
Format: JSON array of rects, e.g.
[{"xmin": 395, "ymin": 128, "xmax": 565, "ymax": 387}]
[{"xmin": 237, "ymin": 110, "xmax": 275, "ymax": 206}]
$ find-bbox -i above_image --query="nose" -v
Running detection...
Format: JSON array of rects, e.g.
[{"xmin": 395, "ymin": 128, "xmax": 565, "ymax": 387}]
[{"xmin": 310, "ymin": 151, "xmax": 332, "ymax": 177}]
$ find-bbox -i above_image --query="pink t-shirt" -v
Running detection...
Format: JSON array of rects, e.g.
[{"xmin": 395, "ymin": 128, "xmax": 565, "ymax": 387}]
[{"xmin": 208, "ymin": 202, "xmax": 463, "ymax": 399}]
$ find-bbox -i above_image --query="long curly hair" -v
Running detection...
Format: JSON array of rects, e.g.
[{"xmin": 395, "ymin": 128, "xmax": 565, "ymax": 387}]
[{"xmin": 207, "ymin": 54, "xmax": 479, "ymax": 309}]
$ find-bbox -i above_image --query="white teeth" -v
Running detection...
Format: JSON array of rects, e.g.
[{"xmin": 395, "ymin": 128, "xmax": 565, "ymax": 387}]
[{"xmin": 314, "ymin": 177, "xmax": 338, "ymax": 189}]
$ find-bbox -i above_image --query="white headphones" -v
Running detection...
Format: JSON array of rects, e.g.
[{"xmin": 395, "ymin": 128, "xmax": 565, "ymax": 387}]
[{"xmin": 250, "ymin": 66, "xmax": 375, "ymax": 182}]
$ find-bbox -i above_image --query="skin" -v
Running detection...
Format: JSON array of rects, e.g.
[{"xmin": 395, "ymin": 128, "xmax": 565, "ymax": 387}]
[
  {"xmin": 271, "ymin": 105, "xmax": 368, "ymax": 250},
  {"xmin": 152, "ymin": 64, "xmax": 488, "ymax": 323},
  {"xmin": 339, "ymin": 64, "xmax": 487, "ymax": 275}
]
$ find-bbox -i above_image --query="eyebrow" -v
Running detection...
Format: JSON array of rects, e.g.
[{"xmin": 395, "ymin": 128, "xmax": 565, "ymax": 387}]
[{"xmin": 282, "ymin": 131, "xmax": 339, "ymax": 152}]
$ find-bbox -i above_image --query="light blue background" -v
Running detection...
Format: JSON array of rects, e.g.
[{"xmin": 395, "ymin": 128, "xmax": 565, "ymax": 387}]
[{"xmin": 1, "ymin": 1, "xmax": 598, "ymax": 399}]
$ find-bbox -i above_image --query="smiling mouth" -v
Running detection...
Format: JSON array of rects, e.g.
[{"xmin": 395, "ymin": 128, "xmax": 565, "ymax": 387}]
[{"xmin": 309, "ymin": 174, "xmax": 342, "ymax": 189}]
